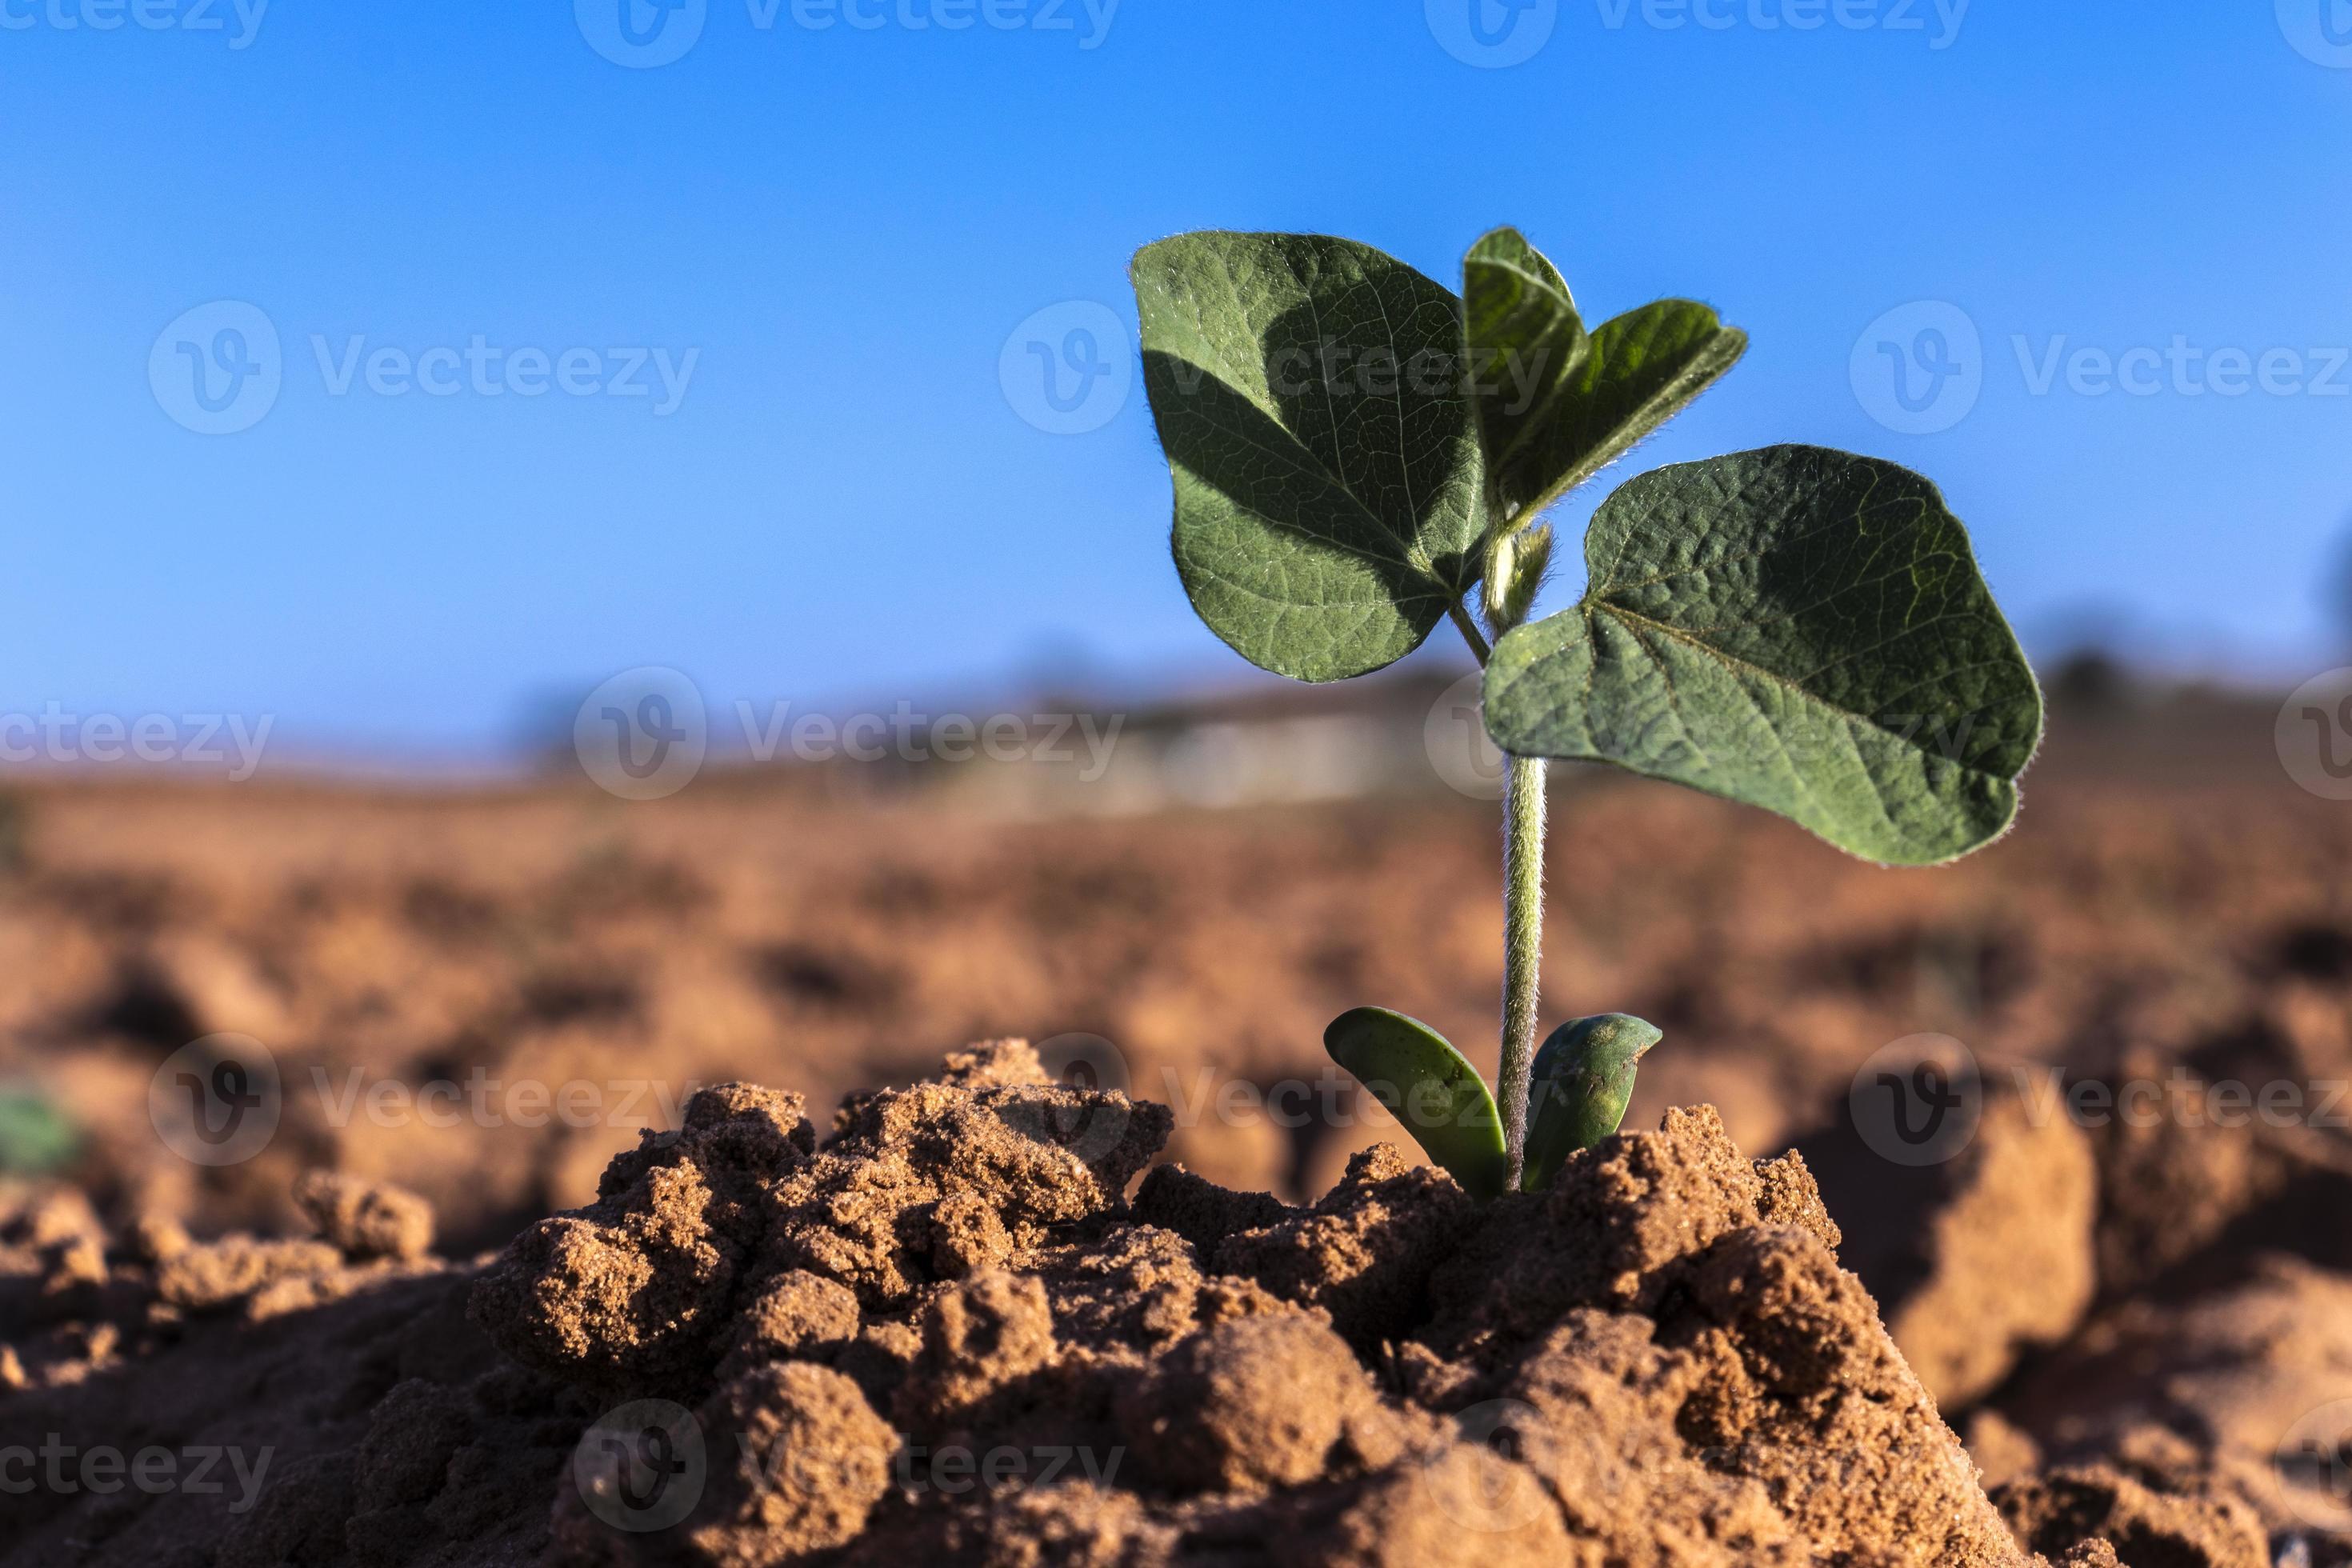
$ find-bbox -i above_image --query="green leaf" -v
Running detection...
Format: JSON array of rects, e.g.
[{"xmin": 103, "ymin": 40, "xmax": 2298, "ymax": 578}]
[
  {"xmin": 1505, "ymin": 303, "xmax": 1750, "ymax": 531},
  {"xmin": 1132, "ymin": 233, "xmax": 1486, "ymax": 682},
  {"xmin": 1484, "ymin": 446, "xmax": 2043, "ymax": 866},
  {"xmin": 1463, "ymin": 226, "xmax": 1745, "ymax": 523},
  {"xmin": 1522, "ymin": 1014, "xmax": 1661, "ymax": 1193},
  {"xmin": 1322, "ymin": 1007, "xmax": 1508, "ymax": 1199},
  {"xmin": 1462, "ymin": 227, "xmax": 1590, "ymax": 523},
  {"xmin": 1560, "ymin": 301, "xmax": 1746, "ymax": 492}
]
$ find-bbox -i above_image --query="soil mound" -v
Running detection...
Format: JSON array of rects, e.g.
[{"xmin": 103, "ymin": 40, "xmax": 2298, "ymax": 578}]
[
  {"xmin": 472, "ymin": 1046, "xmax": 2033, "ymax": 1566},
  {"xmin": 1799, "ymin": 1072, "xmax": 2100, "ymax": 1408},
  {"xmin": 6, "ymin": 1046, "xmax": 2198, "ymax": 1565}
]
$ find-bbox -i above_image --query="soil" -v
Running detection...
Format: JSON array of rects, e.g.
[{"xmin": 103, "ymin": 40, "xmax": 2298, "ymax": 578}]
[
  {"xmin": 2, "ymin": 1043, "xmax": 2052, "ymax": 1564},
  {"xmin": 2, "ymin": 686, "xmax": 2350, "ymax": 1564}
]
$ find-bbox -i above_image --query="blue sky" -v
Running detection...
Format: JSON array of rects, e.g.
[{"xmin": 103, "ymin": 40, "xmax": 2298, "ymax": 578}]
[{"xmin": 3, "ymin": 1, "xmax": 2349, "ymax": 756}]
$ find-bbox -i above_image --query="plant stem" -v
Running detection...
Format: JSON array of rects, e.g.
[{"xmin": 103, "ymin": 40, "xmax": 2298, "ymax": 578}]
[
  {"xmin": 1498, "ymin": 752, "xmax": 1546, "ymax": 1190},
  {"xmin": 1448, "ymin": 602, "xmax": 1491, "ymax": 665},
  {"xmin": 1448, "ymin": 596, "xmax": 1544, "ymax": 1190}
]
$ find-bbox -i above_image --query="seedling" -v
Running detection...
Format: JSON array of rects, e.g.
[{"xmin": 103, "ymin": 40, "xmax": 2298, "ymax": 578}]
[{"xmin": 1131, "ymin": 228, "xmax": 2041, "ymax": 1197}]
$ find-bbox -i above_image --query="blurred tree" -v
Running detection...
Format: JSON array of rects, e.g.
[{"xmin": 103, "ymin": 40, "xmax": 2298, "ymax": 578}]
[
  {"xmin": 0, "ymin": 790, "xmax": 25, "ymax": 876},
  {"xmin": 2046, "ymin": 649, "xmax": 2135, "ymax": 718},
  {"xmin": 2330, "ymin": 516, "xmax": 2352, "ymax": 658}
]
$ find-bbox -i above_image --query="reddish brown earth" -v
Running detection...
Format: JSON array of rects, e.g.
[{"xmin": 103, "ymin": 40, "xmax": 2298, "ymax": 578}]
[
  {"xmin": 0, "ymin": 1045, "xmax": 2062, "ymax": 1564},
  {"xmin": 2, "ymin": 686, "xmax": 2350, "ymax": 1564}
]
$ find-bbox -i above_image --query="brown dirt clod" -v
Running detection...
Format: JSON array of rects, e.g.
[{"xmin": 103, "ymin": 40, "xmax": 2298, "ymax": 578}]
[{"xmin": 295, "ymin": 1169, "xmax": 438, "ymax": 1260}]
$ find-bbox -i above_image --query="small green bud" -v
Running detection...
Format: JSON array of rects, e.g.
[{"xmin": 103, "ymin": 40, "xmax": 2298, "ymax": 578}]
[{"xmin": 1482, "ymin": 523, "xmax": 1554, "ymax": 635}]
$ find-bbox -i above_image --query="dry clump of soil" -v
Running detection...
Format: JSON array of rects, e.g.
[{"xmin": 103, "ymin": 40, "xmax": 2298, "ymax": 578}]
[
  {"xmin": 1987, "ymin": 1255, "xmax": 2352, "ymax": 1566},
  {"xmin": 1797, "ymin": 1072, "xmax": 2102, "ymax": 1410},
  {"xmin": 1994, "ymin": 1466, "xmax": 2275, "ymax": 1568},
  {"xmin": 1796, "ymin": 1058, "xmax": 2352, "ymax": 1566},
  {"xmin": 464, "ymin": 1041, "xmax": 2042, "ymax": 1566},
  {"xmin": 0, "ymin": 1170, "xmax": 441, "ymax": 1392}
]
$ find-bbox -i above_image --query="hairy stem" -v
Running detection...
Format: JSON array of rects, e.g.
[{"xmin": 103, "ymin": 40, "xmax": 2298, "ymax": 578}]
[
  {"xmin": 1498, "ymin": 752, "xmax": 1546, "ymax": 1190},
  {"xmin": 1449, "ymin": 601, "xmax": 1492, "ymax": 665}
]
